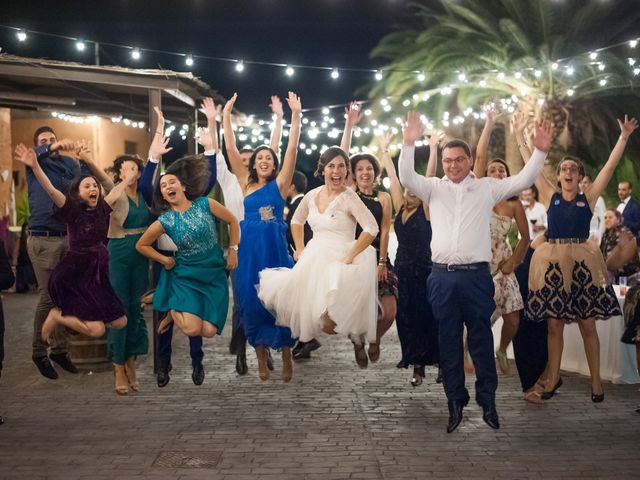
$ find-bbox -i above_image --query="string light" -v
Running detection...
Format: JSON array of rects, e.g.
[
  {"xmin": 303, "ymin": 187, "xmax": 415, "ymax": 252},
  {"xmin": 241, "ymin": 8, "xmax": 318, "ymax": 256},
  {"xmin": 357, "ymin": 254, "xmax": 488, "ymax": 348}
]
[
  {"xmin": 417, "ymin": 71, "xmax": 426, "ymax": 82},
  {"xmin": 16, "ymin": 29, "xmax": 27, "ymax": 42},
  {"xmin": 131, "ymin": 48, "xmax": 141, "ymax": 60},
  {"xmin": 631, "ymin": 40, "xmax": 638, "ymax": 48},
  {"xmin": 75, "ymin": 39, "xmax": 85, "ymax": 51},
  {"xmin": 235, "ymin": 60, "xmax": 245, "ymax": 72},
  {"xmin": 375, "ymin": 70, "xmax": 383, "ymax": 81},
  {"xmin": 285, "ymin": 65, "xmax": 295, "ymax": 76},
  {"xmin": 185, "ymin": 54, "xmax": 194, "ymax": 66},
  {"xmin": 330, "ymin": 68, "xmax": 340, "ymax": 79}
]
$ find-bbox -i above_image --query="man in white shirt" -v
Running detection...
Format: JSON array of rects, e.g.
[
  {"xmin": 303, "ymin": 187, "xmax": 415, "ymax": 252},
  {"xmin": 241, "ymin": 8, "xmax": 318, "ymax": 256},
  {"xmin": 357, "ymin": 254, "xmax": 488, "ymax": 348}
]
[
  {"xmin": 520, "ymin": 187, "xmax": 547, "ymax": 240},
  {"xmin": 399, "ymin": 111, "xmax": 552, "ymax": 433}
]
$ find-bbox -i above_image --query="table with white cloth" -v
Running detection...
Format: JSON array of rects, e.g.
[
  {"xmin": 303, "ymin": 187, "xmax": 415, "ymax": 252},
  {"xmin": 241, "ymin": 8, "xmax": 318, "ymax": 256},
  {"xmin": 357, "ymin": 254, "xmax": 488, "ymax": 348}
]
[{"xmin": 492, "ymin": 285, "xmax": 640, "ymax": 384}]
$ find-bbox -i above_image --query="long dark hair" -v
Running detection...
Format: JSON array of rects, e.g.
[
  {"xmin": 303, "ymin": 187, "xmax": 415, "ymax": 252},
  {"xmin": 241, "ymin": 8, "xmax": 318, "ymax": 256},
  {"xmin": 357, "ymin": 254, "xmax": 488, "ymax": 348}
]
[
  {"xmin": 247, "ymin": 146, "xmax": 280, "ymax": 186},
  {"xmin": 66, "ymin": 174, "xmax": 105, "ymax": 208},
  {"xmin": 151, "ymin": 155, "xmax": 211, "ymax": 214}
]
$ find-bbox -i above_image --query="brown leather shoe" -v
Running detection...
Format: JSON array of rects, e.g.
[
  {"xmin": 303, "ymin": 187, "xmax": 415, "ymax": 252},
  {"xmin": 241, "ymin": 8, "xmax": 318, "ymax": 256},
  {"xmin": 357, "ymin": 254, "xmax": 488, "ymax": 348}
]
[{"xmin": 282, "ymin": 347, "xmax": 293, "ymax": 383}]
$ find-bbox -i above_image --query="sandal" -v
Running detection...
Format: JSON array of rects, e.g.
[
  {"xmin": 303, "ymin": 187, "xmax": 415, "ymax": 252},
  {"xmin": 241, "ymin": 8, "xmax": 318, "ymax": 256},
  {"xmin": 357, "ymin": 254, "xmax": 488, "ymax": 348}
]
[{"xmin": 523, "ymin": 390, "xmax": 544, "ymax": 405}]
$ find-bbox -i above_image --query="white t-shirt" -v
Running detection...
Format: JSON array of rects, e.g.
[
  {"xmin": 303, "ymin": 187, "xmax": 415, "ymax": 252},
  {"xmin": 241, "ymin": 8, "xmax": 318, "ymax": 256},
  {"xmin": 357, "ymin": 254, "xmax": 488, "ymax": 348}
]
[{"xmin": 523, "ymin": 201, "xmax": 547, "ymax": 240}]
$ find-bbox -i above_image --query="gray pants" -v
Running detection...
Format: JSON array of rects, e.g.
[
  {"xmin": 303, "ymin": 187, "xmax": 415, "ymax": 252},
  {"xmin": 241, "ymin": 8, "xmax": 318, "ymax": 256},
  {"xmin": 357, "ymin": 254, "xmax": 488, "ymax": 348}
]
[{"xmin": 27, "ymin": 235, "xmax": 69, "ymax": 357}]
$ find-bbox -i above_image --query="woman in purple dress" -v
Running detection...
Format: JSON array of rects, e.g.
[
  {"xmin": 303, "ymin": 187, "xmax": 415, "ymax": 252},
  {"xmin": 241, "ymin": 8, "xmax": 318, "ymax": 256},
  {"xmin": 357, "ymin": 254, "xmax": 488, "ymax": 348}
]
[{"xmin": 14, "ymin": 143, "xmax": 135, "ymax": 341}]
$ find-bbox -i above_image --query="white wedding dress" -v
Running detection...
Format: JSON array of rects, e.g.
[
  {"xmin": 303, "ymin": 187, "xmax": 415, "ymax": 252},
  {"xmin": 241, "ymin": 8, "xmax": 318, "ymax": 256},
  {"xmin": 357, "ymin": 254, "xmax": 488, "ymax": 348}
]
[{"xmin": 258, "ymin": 186, "xmax": 379, "ymax": 343}]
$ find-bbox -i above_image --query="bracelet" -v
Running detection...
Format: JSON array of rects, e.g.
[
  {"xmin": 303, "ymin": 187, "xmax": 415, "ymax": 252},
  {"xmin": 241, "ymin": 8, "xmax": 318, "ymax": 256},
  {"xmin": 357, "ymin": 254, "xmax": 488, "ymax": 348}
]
[{"xmin": 229, "ymin": 245, "xmax": 239, "ymax": 251}]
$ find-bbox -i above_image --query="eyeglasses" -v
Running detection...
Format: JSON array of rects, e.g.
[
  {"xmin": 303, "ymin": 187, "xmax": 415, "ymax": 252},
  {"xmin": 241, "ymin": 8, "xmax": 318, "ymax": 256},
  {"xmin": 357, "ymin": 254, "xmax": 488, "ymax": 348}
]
[
  {"xmin": 442, "ymin": 156, "xmax": 469, "ymax": 165},
  {"xmin": 559, "ymin": 166, "xmax": 579, "ymax": 174}
]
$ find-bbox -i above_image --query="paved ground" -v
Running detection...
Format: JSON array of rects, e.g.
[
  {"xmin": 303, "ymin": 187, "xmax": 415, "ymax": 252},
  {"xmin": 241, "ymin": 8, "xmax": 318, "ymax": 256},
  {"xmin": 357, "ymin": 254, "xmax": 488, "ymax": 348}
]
[{"xmin": 0, "ymin": 292, "xmax": 639, "ymax": 480}]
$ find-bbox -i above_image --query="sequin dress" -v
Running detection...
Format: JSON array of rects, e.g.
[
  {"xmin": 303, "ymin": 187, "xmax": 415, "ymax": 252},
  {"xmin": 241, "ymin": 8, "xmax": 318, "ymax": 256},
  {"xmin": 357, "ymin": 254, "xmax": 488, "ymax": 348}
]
[
  {"xmin": 48, "ymin": 200, "xmax": 125, "ymax": 323},
  {"xmin": 490, "ymin": 212, "xmax": 524, "ymax": 317},
  {"xmin": 236, "ymin": 180, "xmax": 295, "ymax": 349},
  {"xmin": 153, "ymin": 197, "xmax": 228, "ymax": 332}
]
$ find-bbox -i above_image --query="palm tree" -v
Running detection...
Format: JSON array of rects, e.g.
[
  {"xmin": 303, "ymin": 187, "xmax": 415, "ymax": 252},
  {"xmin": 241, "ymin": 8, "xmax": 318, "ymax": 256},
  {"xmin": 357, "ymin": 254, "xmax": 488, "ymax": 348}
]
[{"xmin": 369, "ymin": 0, "xmax": 640, "ymax": 182}]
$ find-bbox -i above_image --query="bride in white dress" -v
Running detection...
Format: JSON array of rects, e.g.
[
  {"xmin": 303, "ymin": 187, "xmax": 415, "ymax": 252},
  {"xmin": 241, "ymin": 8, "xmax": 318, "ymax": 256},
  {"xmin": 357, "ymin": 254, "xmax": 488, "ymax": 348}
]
[{"xmin": 258, "ymin": 147, "xmax": 379, "ymax": 351}]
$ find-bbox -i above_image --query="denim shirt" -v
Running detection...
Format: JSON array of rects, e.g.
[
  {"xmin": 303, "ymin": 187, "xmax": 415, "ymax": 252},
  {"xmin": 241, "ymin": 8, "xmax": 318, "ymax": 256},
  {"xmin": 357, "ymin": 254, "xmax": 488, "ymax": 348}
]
[{"xmin": 27, "ymin": 144, "xmax": 90, "ymax": 232}]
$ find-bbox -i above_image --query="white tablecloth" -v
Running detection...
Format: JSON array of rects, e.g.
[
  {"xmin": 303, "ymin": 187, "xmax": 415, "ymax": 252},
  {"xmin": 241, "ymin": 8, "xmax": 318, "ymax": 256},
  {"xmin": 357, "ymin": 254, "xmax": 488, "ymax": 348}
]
[{"xmin": 492, "ymin": 287, "xmax": 640, "ymax": 384}]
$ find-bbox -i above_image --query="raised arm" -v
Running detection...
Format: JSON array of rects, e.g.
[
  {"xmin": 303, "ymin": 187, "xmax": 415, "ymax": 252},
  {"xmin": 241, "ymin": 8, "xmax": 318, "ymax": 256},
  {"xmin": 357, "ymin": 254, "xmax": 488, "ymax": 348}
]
[
  {"xmin": 222, "ymin": 93, "xmax": 249, "ymax": 186},
  {"xmin": 200, "ymin": 97, "xmax": 220, "ymax": 153},
  {"xmin": 586, "ymin": 115, "xmax": 638, "ymax": 209},
  {"xmin": 340, "ymin": 101, "xmax": 363, "ymax": 154},
  {"xmin": 208, "ymin": 198, "xmax": 240, "ymax": 270},
  {"xmin": 140, "ymin": 108, "xmax": 173, "ymax": 205},
  {"xmin": 15, "ymin": 144, "xmax": 66, "ymax": 208},
  {"xmin": 473, "ymin": 105, "xmax": 498, "ymax": 178},
  {"xmin": 135, "ymin": 220, "xmax": 175, "ymax": 270},
  {"xmin": 195, "ymin": 126, "xmax": 219, "ymax": 194},
  {"xmin": 493, "ymin": 120, "xmax": 553, "ymax": 203},
  {"xmin": 425, "ymin": 130, "xmax": 443, "ymax": 178},
  {"xmin": 378, "ymin": 133, "xmax": 403, "ymax": 213},
  {"xmin": 399, "ymin": 111, "xmax": 433, "ymax": 202},
  {"xmin": 104, "ymin": 167, "xmax": 138, "ymax": 207},
  {"xmin": 511, "ymin": 112, "xmax": 555, "ymax": 205},
  {"xmin": 75, "ymin": 140, "xmax": 114, "ymax": 192},
  {"xmin": 269, "ymin": 95, "xmax": 284, "ymax": 155},
  {"xmin": 276, "ymin": 91, "xmax": 302, "ymax": 197}
]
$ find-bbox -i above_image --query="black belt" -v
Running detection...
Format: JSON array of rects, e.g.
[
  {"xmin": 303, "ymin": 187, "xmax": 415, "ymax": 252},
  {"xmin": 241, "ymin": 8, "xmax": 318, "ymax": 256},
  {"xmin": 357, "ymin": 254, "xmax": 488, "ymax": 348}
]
[
  {"xmin": 432, "ymin": 262, "xmax": 489, "ymax": 272},
  {"xmin": 28, "ymin": 230, "xmax": 66, "ymax": 237}
]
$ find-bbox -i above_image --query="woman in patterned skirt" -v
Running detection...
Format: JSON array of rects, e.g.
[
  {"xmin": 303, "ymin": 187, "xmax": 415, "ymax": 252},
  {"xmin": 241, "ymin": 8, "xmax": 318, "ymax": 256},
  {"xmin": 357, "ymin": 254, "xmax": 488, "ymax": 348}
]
[{"xmin": 526, "ymin": 114, "xmax": 638, "ymax": 402}]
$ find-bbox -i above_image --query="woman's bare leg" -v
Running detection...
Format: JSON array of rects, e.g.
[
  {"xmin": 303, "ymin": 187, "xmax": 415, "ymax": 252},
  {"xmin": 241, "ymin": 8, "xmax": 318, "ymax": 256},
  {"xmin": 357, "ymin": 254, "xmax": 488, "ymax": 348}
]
[
  {"xmin": 545, "ymin": 318, "xmax": 565, "ymax": 392},
  {"xmin": 42, "ymin": 308, "xmax": 106, "ymax": 340},
  {"xmin": 578, "ymin": 319, "xmax": 602, "ymax": 395}
]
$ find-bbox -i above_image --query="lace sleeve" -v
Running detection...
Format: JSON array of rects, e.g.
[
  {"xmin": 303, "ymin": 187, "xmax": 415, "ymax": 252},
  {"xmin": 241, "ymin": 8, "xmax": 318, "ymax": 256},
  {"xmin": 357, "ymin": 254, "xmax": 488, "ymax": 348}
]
[
  {"xmin": 291, "ymin": 190, "xmax": 312, "ymax": 226},
  {"xmin": 345, "ymin": 189, "xmax": 379, "ymax": 237}
]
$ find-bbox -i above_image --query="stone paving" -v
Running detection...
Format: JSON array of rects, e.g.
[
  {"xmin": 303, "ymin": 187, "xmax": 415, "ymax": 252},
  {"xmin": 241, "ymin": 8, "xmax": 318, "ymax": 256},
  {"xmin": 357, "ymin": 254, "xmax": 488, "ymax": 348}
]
[{"xmin": 0, "ymin": 292, "xmax": 639, "ymax": 480}]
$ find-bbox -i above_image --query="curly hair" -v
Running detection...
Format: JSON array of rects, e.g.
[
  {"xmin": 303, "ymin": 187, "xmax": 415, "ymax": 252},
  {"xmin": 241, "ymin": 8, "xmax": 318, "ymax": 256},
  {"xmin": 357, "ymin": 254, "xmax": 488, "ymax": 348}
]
[
  {"xmin": 151, "ymin": 155, "xmax": 211, "ymax": 214},
  {"xmin": 108, "ymin": 155, "xmax": 144, "ymax": 184}
]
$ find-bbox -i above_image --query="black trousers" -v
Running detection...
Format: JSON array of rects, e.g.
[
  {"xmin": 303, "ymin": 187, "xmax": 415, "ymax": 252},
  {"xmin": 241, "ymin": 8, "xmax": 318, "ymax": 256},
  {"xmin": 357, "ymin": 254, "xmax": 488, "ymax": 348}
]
[{"xmin": 513, "ymin": 248, "xmax": 548, "ymax": 392}]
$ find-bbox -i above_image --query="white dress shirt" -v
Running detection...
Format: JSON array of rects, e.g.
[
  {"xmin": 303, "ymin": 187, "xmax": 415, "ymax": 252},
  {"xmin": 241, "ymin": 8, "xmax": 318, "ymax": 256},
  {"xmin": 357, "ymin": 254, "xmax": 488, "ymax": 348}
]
[
  {"xmin": 617, "ymin": 196, "xmax": 630, "ymax": 214},
  {"xmin": 398, "ymin": 146, "xmax": 547, "ymax": 264},
  {"xmin": 524, "ymin": 201, "xmax": 548, "ymax": 240}
]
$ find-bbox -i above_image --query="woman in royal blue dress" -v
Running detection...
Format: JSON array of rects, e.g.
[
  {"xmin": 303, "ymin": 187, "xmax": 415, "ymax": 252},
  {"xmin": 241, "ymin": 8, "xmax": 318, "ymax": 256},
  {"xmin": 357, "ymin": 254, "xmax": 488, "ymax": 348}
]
[
  {"xmin": 527, "ymin": 115, "xmax": 638, "ymax": 402},
  {"xmin": 136, "ymin": 156, "xmax": 240, "ymax": 340},
  {"xmin": 223, "ymin": 91, "xmax": 302, "ymax": 382}
]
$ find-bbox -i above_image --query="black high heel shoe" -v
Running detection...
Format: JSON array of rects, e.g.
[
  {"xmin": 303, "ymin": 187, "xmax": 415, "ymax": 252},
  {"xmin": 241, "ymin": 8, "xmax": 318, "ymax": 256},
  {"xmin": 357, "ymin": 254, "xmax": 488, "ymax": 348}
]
[
  {"xmin": 591, "ymin": 391, "xmax": 604, "ymax": 403},
  {"xmin": 411, "ymin": 365, "xmax": 425, "ymax": 387},
  {"xmin": 541, "ymin": 377, "xmax": 563, "ymax": 400}
]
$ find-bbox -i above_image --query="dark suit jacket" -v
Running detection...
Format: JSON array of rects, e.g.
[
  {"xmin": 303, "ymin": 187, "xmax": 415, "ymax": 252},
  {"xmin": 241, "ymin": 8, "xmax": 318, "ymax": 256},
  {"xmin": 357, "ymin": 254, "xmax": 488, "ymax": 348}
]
[
  {"xmin": 622, "ymin": 198, "xmax": 640, "ymax": 236},
  {"xmin": 286, "ymin": 196, "xmax": 313, "ymax": 257}
]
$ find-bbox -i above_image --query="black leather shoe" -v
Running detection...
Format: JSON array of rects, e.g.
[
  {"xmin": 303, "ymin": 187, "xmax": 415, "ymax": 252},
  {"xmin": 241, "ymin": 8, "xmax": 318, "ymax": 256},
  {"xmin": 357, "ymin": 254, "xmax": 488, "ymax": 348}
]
[
  {"xmin": 482, "ymin": 405, "xmax": 500, "ymax": 430},
  {"xmin": 32, "ymin": 355, "xmax": 58, "ymax": 380},
  {"xmin": 192, "ymin": 363, "xmax": 205, "ymax": 386},
  {"xmin": 540, "ymin": 377, "xmax": 563, "ymax": 400},
  {"xmin": 236, "ymin": 353, "xmax": 248, "ymax": 375},
  {"xmin": 157, "ymin": 364, "xmax": 172, "ymax": 388},
  {"xmin": 435, "ymin": 367, "xmax": 443, "ymax": 384},
  {"xmin": 447, "ymin": 399, "xmax": 468, "ymax": 433},
  {"xmin": 292, "ymin": 341, "xmax": 305, "ymax": 357},
  {"xmin": 591, "ymin": 392, "xmax": 604, "ymax": 403},
  {"xmin": 49, "ymin": 352, "xmax": 79, "ymax": 374},
  {"xmin": 266, "ymin": 349, "xmax": 274, "ymax": 371}
]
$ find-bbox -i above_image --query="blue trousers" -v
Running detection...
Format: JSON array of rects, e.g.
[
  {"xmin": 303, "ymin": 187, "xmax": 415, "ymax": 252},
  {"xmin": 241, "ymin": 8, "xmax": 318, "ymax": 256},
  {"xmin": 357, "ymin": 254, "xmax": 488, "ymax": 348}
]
[
  {"xmin": 153, "ymin": 251, "xmax": 203, "ymax": 369},
  {"xmin": 427, "ymin": 266, "xmax": 498, "ymax": 407}
]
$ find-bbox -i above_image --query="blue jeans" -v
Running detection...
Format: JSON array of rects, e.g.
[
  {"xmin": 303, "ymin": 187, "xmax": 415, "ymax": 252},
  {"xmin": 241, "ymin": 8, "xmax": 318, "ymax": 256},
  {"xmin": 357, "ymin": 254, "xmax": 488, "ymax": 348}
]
[{"xmin": 428, "ymin": 266, "xmax": 498, "ymax": 407}]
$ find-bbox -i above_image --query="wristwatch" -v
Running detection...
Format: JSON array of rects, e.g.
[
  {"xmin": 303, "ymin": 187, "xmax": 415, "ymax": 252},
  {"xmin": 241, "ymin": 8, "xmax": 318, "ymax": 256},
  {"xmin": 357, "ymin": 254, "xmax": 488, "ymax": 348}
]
[{"xmin": 229, "ymin": 245, "xmax": 239, "ymax": 251}]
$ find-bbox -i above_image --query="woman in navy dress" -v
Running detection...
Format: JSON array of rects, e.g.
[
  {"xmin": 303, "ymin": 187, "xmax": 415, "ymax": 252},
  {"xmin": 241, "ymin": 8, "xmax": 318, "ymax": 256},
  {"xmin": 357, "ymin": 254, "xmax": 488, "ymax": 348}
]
[
  {"xmin": 223, "ymin": 91, "xmax": 302, "ymax": 382},
  {"xmin": 380, "ymin": 133, "xmax": 440, "ymax": 386},
  {"xmin": 527, "ymin": 115, "xmax": 638, "ymax": 402}
]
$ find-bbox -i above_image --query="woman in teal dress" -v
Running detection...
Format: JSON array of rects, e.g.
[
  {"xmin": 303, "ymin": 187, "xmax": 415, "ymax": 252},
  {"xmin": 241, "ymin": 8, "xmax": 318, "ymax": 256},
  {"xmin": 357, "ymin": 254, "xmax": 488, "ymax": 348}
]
[
  {"xmin": 222, "ymin": 91, "xmax": 302, "ymax": 382},
  {"xmin": 136, "ymin": 156, "xmax": 240, "ymax": 340},
  {"xmin": 107, "ymin": 155, "xmax": 152, "ymax": 395}
]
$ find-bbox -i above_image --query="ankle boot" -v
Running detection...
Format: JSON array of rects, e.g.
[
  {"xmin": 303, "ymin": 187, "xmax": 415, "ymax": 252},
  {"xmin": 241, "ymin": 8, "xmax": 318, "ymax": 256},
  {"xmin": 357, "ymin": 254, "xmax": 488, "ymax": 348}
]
[
  {"xmin": 114, "ymin": 364, "xmax": 129, "ymax": 395},
  {"xmin": 282, "ymin": 347, "xmax": 293, "ymax": 383},
  {"xmin": 255, "ymin": 346, "xmax": 270, "ymax": 381},
  {"xmin": 124, "ymin": 357, "xmax": 139, "ymax": 392}
]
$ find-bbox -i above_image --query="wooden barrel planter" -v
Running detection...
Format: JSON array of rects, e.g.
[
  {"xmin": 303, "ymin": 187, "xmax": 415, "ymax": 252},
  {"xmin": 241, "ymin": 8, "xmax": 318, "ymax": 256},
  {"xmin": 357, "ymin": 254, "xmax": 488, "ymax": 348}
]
[{"xmin": 67, "ymin": 333, "xmax": 111, "ymax": 372}]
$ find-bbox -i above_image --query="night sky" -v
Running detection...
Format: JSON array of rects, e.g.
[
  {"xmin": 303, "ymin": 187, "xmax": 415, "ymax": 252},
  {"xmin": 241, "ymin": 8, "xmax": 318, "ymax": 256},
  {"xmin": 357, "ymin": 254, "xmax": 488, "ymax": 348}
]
[{"xmin": 0, "ymin": 0, "xmax": 419, "ymax": 116}]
